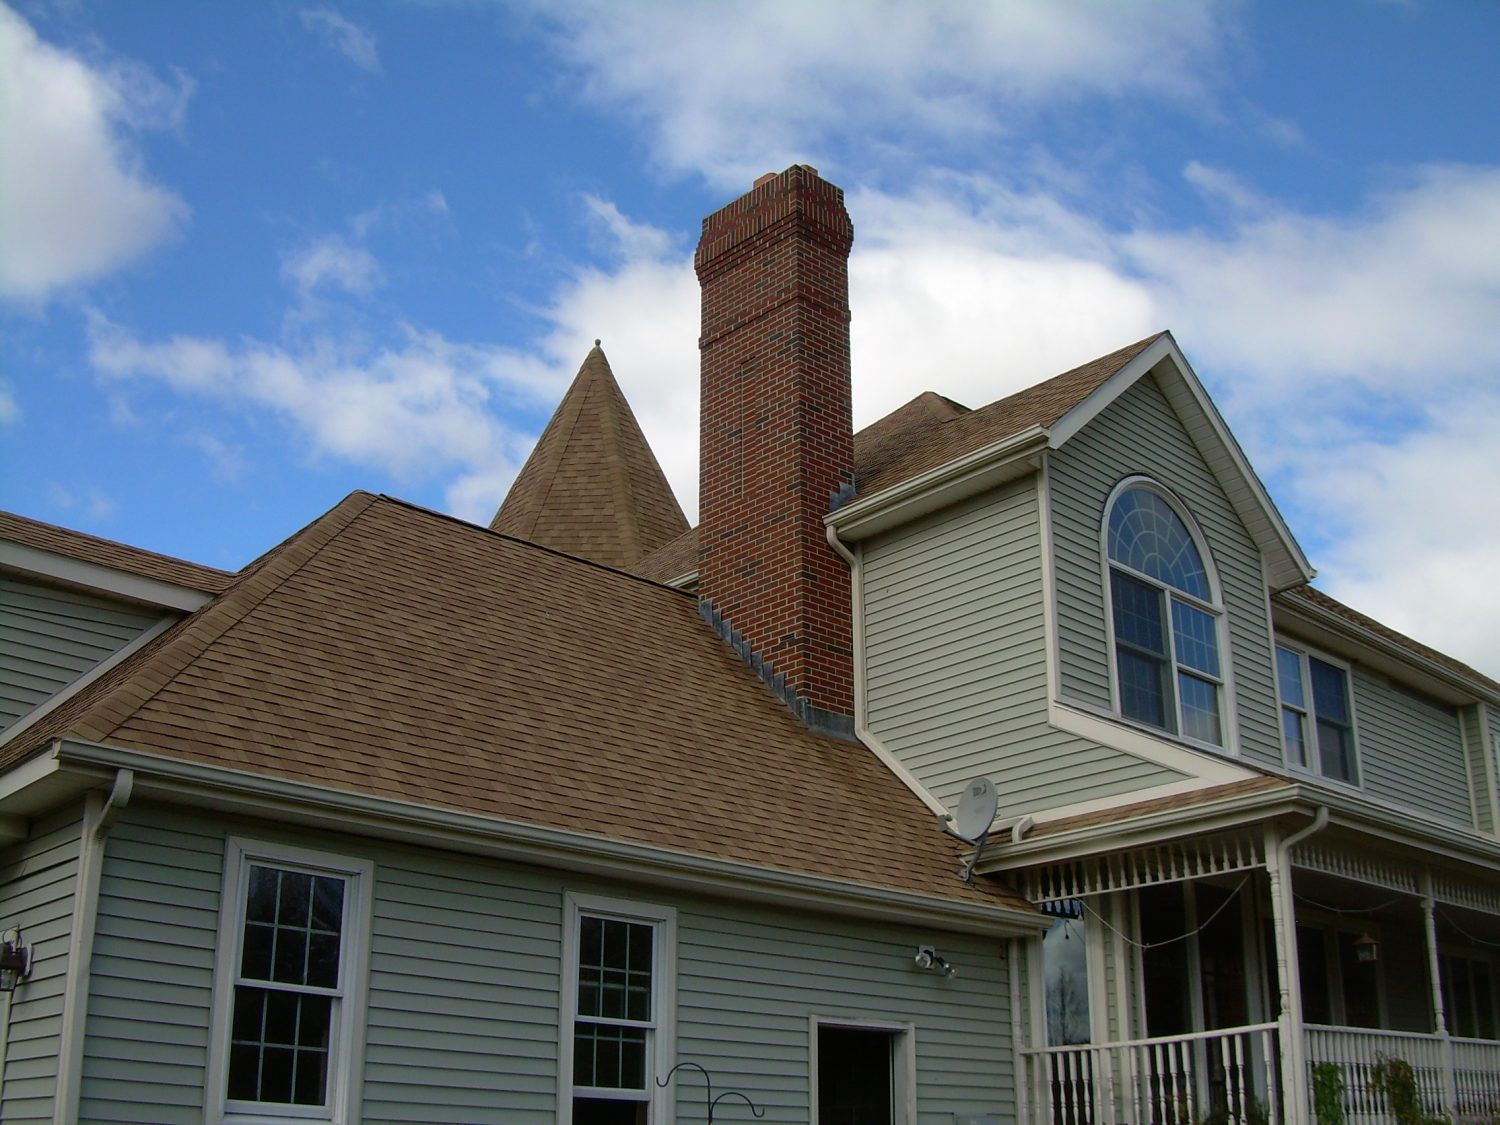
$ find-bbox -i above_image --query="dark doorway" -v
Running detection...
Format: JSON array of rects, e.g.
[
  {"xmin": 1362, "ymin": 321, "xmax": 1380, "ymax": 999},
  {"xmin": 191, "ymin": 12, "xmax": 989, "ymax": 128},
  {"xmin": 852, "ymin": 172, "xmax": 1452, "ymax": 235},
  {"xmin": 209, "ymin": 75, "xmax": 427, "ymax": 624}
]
[{"xmin": 818, "ymin": 1025, "xmax": 894, "ymax": 1125}]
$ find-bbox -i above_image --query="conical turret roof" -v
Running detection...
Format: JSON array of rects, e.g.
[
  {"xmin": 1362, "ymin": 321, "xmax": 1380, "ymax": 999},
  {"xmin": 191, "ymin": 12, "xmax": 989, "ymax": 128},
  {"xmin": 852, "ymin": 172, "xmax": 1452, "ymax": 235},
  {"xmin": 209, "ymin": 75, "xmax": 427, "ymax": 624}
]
[{"xmin": 490, "ymin": 344, "xmax": 688, "ymax": 568}]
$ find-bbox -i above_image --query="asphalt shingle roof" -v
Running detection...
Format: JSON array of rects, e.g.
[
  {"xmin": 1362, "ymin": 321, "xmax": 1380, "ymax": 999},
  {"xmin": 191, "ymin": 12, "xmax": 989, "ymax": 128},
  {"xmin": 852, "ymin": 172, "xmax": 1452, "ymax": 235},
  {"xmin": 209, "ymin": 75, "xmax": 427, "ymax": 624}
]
[
  {"xmin": 6, "ymin": 493, "xmax": 1027, "ymax": 910},
  {"xmin": 0, "ymin": 509, "xmax": 235, "ymax": 594},
  {"xmin": 491, "ymin": 346, "xmax": 688, "ymax": 568}
]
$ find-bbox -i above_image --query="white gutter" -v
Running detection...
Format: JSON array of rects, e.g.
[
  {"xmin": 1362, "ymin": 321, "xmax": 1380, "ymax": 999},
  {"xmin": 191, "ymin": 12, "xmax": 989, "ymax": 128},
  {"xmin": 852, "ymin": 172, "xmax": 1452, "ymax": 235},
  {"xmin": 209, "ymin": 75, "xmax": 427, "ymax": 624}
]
[
  {"xmin": 986, "ymin": 777, "xmax": 1500, "ymax": 876},
  {"xmin": 49, "ymin": 740, "xmax": 1047, "ymax": 937},
  {"xmin": 827, "ymin": 428, "xmax": 1049, "ymax": 541},
  {"xmin": 824, "ymin": 524, "xmax": 951, "ymax": 824},
  {"xmin": 53, "ymin": 767, "xmax": 132, "ymax": 1125},
  {"xmin": 1277, "ymin": 595, "xmax": 1500, "ymax": 708}
]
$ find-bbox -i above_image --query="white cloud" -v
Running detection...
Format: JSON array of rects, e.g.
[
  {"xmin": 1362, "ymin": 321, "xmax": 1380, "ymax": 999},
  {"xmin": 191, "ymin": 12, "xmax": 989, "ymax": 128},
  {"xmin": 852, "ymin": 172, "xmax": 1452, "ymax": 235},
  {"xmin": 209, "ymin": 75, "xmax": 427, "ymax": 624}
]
[
  {"xmin": 520, "ymin": 0, "xmax": 1234, "ymax": 186},
  {"xmin": 0, "ymin": 381, "xmax": 18, "ymax": 424},
  {"xmin": 1297, "ymin": 392, "xmax": 1500, "ymax": 677},
  {"xmin": 299, "ymin": 8, "xmax": 381, "ymax": 74},
  {"xmin": 1126, "ymin": 164, "xmax": 1500, "ymax": 400},
  {"xmin": 281, "ymin": 233, "xmax": 383, "ymax": 299},
  {"xmin": 0, "ymin": 3, "xmax": 188, "ymax": 301},
  {"xmin": 46, "ymin": 482, "xmax": 118, "ymax": 520},
  {"xmin": 87, "ymin": 313, "xmax": 556, "ymax": 522}
]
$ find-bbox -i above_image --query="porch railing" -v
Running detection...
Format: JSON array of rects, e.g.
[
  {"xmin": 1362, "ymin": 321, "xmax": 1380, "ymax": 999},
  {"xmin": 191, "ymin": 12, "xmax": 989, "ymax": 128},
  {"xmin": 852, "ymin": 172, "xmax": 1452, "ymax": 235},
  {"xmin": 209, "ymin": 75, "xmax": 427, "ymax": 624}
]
[
  {"xmin": 1305, "ymin": 1025, "xmax": 1445, "ymax": 1119},
  {"xmin": 1019, "ymin": 1022, "xmax": 1280, "ymax": 1125},
  {"xmin": 1305, "ymin": 1024, "xmax": 1500, "ymax": 1119},
  {"xmin": 1452, "ymin": 1035, "xmax": 1500, "ymax": 1115}
]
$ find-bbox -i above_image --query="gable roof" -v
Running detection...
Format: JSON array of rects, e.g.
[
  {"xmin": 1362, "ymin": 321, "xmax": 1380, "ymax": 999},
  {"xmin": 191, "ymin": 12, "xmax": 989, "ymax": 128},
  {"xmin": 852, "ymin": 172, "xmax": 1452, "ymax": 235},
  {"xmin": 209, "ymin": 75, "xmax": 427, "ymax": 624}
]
[
  {"xmin": 491, "ymin": 345, "xmax": 688, "ymax": 568},
  {"xmin": 634, "ymin": 333, "xmax": 1169, "ymax": 581},
  {"xmin": 5, "ymin": 492, "xmax": 1028, "ymax": 912},
  {"xmin": 0, "ymin": 509, "xmax": 235, "ymax": 595},
  {"xmin": 634, "ymin": 332, "xmax": 1313, "ymax": 591}
]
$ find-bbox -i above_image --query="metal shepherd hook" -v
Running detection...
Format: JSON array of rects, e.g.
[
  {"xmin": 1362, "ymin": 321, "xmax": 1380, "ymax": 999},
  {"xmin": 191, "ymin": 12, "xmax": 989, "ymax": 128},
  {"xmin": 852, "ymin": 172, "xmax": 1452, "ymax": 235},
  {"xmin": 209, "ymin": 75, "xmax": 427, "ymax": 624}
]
[{"xmin": 656, "ymin": 1060, "xmax": 766, "ymax": 1123}]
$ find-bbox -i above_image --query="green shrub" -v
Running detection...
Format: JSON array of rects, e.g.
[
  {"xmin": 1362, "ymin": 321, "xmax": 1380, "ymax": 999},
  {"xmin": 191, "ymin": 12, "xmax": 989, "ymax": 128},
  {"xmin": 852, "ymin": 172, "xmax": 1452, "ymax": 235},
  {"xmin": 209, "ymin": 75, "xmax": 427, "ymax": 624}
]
[{"xmin": 1312, "ymin": 1062, "xmax": 1347, "ymax": 1125}]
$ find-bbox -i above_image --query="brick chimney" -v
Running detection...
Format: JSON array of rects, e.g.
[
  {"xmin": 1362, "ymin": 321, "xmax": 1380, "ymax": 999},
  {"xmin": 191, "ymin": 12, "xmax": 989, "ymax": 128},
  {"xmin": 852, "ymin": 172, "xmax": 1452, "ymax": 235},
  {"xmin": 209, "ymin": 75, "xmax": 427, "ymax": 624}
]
[{"xmin": 695, "ymin": 164, "xmax": 856, "ymax": 738}]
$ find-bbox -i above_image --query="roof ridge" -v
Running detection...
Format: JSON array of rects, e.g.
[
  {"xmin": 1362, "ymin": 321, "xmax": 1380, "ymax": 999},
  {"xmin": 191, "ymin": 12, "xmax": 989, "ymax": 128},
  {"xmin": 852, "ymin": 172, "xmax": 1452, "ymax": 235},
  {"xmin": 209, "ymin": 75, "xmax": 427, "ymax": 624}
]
[
  {"xmin": 9, "ymin": 492, "xmax": 379, "ymax": 758},
  {"xmin": 380, "ymin": 493, "xmax": 699, "ymax": 596}
]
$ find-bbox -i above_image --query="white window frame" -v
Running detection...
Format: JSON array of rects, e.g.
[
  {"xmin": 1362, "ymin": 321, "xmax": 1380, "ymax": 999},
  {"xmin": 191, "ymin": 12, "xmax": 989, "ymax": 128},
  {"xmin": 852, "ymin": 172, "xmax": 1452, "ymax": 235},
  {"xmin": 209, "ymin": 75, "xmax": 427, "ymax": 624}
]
[
  {"xmin": 1274, "ymin": 641, "xmax": 1362, "ymax": 787},
  {"xmin": 1100, "ymin": 477, "xmax": 1231, "ymax": 752},
  {"xmin": 808, "ymin": 1015, "xmax": 915, "ymax": 1125},
  {"xmin": 205, "ymin": 838, "xmax": 372, "ymax": 1125},
  {"xmin": 559, "ymin": 892, "xmax": 677, "ymax": 1125}
]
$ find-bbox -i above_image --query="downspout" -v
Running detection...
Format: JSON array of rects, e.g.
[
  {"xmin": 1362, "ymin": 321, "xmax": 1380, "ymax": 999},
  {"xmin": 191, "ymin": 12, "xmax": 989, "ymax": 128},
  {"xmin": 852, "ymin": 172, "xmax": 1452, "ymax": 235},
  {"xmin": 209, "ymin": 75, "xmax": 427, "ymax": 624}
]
[
  {"xmin": 53, "ymin": 766, "xmax": 133, "ymax": 1125},
  {"xmin": 825, "ymin": 524, "xmax": 950, "ymax": 822},
  {"xmin": 1266, "ymin": 805, "xmax": 1327, "ymax": 1120}
]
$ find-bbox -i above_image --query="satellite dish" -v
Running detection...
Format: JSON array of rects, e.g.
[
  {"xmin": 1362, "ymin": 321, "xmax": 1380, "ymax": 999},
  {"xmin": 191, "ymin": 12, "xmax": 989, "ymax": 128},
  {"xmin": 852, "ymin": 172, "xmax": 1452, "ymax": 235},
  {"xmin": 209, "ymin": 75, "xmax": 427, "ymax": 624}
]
[{"xmin": 953, "ymin": 776, "xmax": 998, "ymax": 843}]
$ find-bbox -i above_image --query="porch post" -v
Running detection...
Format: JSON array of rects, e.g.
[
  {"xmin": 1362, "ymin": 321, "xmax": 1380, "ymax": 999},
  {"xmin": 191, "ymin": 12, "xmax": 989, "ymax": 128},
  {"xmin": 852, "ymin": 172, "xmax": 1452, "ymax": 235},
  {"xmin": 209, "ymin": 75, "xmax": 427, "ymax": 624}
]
[
  {"xmin": 1420, "ymin": 869, "xmax": 1458, "ymax": 1115},
  {"xmin": 1265, "ymin": 825, "xmax": 1310, "ymax": 1116}
]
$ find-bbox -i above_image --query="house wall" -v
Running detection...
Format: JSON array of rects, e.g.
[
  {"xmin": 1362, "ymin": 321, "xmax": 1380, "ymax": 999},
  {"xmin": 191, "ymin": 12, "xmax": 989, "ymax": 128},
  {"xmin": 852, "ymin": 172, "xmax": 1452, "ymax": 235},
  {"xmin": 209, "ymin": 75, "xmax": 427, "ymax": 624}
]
[
  {"xmin": 1047, "ymin": 372, "xmax": 1284, "ymax": 769},
  {"xmin": 77, "ymin": 802, "xmax": 1019, "ymax": 1124},
  {"xmin": 1350, "ymin": 668, "xmax": 1471, "ymax": 828},
  {"xmin": 1459, "ymin": 705, "xmax": 1496, "ymax": 834},
  {"xmin": 0, "ymin": 805, "xmax": 83, "ymax": 1123},
  {"xmin": 862, "ymin": 480, "xmax": 1184, "ymax": 815},
  {"xmin": 0, "ymin": 576, "xmax": 166, "ymax": 732}
]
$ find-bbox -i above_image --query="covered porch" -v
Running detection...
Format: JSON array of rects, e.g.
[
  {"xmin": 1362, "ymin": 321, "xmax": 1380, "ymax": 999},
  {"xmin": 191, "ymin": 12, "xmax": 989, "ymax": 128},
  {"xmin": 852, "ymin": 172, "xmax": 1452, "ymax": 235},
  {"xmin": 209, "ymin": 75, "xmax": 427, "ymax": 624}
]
[{"xmin": 1008, "ymin": 821, "xmax": 1500, "ymax": 1122}]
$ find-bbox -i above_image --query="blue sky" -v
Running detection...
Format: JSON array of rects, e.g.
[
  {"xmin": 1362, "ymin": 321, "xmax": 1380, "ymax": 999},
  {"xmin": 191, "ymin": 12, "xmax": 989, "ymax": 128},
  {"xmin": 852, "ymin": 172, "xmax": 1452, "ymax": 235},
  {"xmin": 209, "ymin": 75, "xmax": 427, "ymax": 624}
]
[{"xmin": 2, "ymin": 1, "xmax": 1498, "ymax": 675}]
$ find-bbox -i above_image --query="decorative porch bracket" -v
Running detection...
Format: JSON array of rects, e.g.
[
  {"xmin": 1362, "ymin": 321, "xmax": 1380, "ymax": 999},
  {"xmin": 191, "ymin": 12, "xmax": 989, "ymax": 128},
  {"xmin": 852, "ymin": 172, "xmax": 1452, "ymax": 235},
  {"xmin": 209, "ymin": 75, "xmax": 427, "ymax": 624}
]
[{"xmin": 1018, "ymin": 831, "xmax": 1264, "ymax": 904}]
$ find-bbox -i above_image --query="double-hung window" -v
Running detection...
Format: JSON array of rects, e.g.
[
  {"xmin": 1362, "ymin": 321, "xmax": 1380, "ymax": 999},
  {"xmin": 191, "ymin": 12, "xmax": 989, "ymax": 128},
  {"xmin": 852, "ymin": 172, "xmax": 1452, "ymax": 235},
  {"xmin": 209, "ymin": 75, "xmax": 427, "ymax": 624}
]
[
  {"xmin": 1105, "ymin": 482, "xmax": 1225, "ymax": 747},
  {"xmin": 562, "ymin": 894, "xmax": 675, "ymax": 1125},
  {"xmin": 208, "ymin": 839, "xmax": 371, "ymax": 1124},
  {"xmin": 1275, "ymin": 644, "xmax": 1358, "ymax": 784}
]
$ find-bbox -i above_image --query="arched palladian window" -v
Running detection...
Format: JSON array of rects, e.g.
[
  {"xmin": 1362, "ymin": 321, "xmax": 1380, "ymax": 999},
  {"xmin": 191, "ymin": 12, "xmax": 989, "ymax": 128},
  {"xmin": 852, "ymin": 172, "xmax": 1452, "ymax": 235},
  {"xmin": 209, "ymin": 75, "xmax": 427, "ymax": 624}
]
[{"xmin": 1106, "ymin": 482, "xmax": 1224, "ymax": 746}]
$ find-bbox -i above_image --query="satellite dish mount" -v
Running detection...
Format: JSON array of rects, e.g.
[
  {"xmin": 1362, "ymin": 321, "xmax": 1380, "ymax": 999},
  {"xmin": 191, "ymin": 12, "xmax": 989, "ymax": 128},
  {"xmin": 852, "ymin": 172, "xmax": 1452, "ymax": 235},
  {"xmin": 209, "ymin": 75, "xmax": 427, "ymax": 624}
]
[{"xmin": 950, "ymin": 776, "xmax": 998, "ymax": 885}]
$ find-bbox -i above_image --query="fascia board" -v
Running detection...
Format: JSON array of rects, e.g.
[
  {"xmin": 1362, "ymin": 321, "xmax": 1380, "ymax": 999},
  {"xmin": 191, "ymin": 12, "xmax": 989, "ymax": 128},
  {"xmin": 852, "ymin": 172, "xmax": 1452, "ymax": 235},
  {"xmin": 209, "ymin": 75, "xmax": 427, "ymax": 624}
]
[
  {"xmin": 980, "ymin": 786, "xmax": 1307, "ymax": 871},
  {"xmin": 827, "ymin": 428, "xmax": 1049, "ymax": 542},
  {"xmin": 1274, "ymin": 596, "xmax": 1500, "ymax": 708},
  {"xmin": 0, "ymin": 541, "xmax": 214, "ymax": 612},
  {"xmin": 51, "ymin": 739, "xmax": 1048, "ymax": 937},
  {"xmin": 982, "ymin": 779, "xmax": 1500, "ymax": 875},
  {"xmin": 1312, "ymin": 784, "xmax": 1500, "ymax": 870},
  {"xmin": 1047, "ymin": 335, "xmax": 1313, "ymax": 590}
]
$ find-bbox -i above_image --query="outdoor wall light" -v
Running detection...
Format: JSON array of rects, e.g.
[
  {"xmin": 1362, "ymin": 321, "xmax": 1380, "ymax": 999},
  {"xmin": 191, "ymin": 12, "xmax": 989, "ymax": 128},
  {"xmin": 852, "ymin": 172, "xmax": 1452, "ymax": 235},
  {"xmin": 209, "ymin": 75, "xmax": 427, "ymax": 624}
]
[
  {"xmin": 1354, "ymin": 932, "xmax": 1379, "ymax": 963},
  {"xmin": 0, "ymin": 929, "xmax": 31, "ymax": 992},
  {"xmin": 914, "ymin": 945, "xmax": 956, "ymax": 977}
]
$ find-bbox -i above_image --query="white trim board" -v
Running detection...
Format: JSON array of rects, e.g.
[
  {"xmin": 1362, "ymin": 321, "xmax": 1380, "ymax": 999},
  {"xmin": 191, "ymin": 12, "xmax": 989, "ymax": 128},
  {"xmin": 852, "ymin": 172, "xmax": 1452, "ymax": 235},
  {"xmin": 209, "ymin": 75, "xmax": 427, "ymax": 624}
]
[
  {"xmin": 0, "ymin": 541, "xmax": 216, "ymax": 612},
  {"xmin": 33, "ymin": 739, "xmax": 1050, "ymax": 937}
]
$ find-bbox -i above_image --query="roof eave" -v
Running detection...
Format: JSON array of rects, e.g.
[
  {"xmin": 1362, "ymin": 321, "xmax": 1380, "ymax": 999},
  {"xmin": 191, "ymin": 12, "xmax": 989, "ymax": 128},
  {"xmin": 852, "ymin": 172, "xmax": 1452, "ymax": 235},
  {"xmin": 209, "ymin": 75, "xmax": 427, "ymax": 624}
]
[
  {"xmin": 1274, "ymin": 593, "xmax": 1500, "ymax": 707},
  {"xmin": 829, "ymin": 427, "xmax": 1050, "ymax": 541},
  {"xmin": 23, "ymin": 739, "xmax": 1046, "ymax": 937},
  {"xmin": 1, "ymin": 539, "xmax": 215, "ymax": 612}
]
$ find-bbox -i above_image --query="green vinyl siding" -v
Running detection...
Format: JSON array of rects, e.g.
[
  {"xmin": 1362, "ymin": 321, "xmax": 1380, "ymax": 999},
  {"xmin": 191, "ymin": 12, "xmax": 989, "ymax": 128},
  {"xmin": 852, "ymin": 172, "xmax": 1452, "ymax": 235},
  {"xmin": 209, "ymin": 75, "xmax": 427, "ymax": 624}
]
[
  {"xmin": 0, "ymin": 577, "xmax": 166, "ymax": 732},
  {"xmin": 1458, "ymin": 705, "xmax": 1494, "ymax": 833},
  {"xmin": 78, "ymin": 804, "xmax": 1016, "ymax": 1123},
  {"xmin": 363, "ymin": 861, "xmax": 562, "ymax": 1121},
  {"xmin": 863, "ymin": 480, "xmax": 1183, "ymax": 815},
  {"xmin": 78, "ymin": 812, "xmax": 220, "ymax": 1123},
  {"xmin": 0, "ymin": 806, "xmax": 83, "ymax": 1124},
  {"xmin": 1048, "ymin": 372, "xmax": 1283, "ymax": 767},
  {"xmin": 1351, "ymin": 668, "xmax": 1470, "ymax": 827}
]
